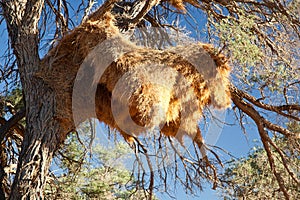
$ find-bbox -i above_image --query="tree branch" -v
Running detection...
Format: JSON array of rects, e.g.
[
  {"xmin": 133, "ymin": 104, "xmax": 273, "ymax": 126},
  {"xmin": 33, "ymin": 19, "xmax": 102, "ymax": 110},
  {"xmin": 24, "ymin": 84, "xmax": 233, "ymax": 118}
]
[
  {"xmin": 230, "ymin": 85, "xmax": 296, "ymax": 200},
  {"xmin": 234, "ymin": 86, "xmax": 300, "ymax": 114},
  {"xmin": 129, "ymin": 0, "xmax": 160, "ymax": 25},
  {"xmin": 0, "ymin": 108, "xmax": 25, "ymax": 143},
  {"xmin": 87, "ymin": 0, "xmax": 120, "ymax": 22}
]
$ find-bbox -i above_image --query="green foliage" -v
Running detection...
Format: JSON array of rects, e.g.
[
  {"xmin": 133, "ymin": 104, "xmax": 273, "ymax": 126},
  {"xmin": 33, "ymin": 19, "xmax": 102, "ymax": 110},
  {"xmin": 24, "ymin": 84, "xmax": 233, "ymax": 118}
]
[
  {"xmin": 58, "ymin": 134, "xmax": 86, "ymax": 174},
  {"xmin": 45, "ymin": 133, "xmax": 157, "ymax": 199},
  {"xmin": 0, "ymin": 87, "xmax": 24, "ymax": 116},
  {"xmin": 6, "ymin": 88, "xmax": 23, "ymax": 108},
  {"xmin": 287, "ymin": 121, "xmax": 300, "ymax": 133},
  {"xmin": 215, "ymin": 14, "xmax": 263, "ymax": 67},
  {"xmin": 212, "ymin": 5, "xmax": 299, "ymax": 93},
  {"xmin": 218, "ymin": 136, "xmax": 300, "ymax": 199}
]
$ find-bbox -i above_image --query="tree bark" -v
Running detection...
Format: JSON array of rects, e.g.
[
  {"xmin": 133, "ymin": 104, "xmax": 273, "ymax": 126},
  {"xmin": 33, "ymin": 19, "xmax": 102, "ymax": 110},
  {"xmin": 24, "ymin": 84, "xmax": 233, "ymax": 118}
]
[
  {"xmin": 1, "ymin": 0, "xmax": 138, "ymax": 198},
  {"xmin": 9, "ymin": 83, "xmax": 63, "ymax": 199},
  {"xmin": 1, "ymin": 0, "xmax": 71, "ymax": 199}
]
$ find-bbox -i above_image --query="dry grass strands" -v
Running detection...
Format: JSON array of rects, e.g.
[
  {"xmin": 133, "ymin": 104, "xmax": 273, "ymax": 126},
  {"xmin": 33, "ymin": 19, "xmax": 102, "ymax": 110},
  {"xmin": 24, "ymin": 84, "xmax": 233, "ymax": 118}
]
[
  {"xmin": 93, "ymin": 33, "xmax": 231, "ymax": 187},
  {"xmin": 41, "ymin": 10, "xmax": 231, "ymax": 159},
  {"xmin": 95, "ymin": 40, "xmax": 231, "ymax": 143},
  {"xmin": 165, "ymin": 0, "xmax": 200, "ymax": 11},
  {"xmin": 91, "ymin": 20, "xmax": 231, "ymax": 150},
  {"xmin": 40, "ymin": 13, "xmax": 119, "ymax": 137}
]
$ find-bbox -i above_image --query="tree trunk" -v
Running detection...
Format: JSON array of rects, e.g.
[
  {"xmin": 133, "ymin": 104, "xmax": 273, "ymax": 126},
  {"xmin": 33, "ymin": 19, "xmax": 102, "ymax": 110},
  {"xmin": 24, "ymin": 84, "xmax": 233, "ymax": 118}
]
[
  {"xmin": 1, "ymin": 1, "xmax": 72, "ymax": 199},
  {"xmin": 9, "ymin": 82, "xmax": 62, "ymax": 199}
]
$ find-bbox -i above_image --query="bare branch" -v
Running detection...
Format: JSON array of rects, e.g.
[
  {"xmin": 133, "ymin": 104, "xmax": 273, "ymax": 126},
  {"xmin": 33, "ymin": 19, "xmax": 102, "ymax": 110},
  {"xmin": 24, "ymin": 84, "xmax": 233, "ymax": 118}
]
[
  {"xmin": 87, "ymin": 0, "xmax": 119, "ymax": 21},
  {"xmin": 129, "ymin": 0, "xmax": 160, "ymax": 25},
  {"xmin": 82, "ymin": 0, "xmax": 97, "ymax": 23},
  {"xmin": 233, "ymin": 85, "xmax": 300, "ymax": 121},
  {"xmin": 0, "ymin": 108, "xmax": 25, "ymax": 143},
  {"xmin": 230, "ymin": 85, "xmax": 297, "ymax": 199}
]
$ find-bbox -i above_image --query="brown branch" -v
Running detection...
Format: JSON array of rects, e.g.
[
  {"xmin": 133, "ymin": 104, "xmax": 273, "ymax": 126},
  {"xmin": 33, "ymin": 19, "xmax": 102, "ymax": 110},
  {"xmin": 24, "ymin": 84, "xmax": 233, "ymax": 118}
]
[
  {"xmin": 260, "ymin": 131, "xmax": 290, "ymax": 200},
  {"xmin": 129, "ymin": 0, "xmax": 160, "ymax": 25},
  {"xmin": 45, "ymin": 0, "xmax": 68, "ymax": 34},
  {"xmin": 87, "ymin": 0, "xmax": 119, "ymax": 22},
  {"xmin": 132, "ymin": 138, "xmax": 154, "ymax": 199},
  {"xmin": 267, "ymin": 137, "xmax": 300, "ymax": 185},
  {"xmin": 0, "ymin": 108, "xmax": 25, "ymax": 143},
  {"xmin": 232, "ymin": 85, "xmax": 300, "ymax": 122},
  {"xmin": 81, "ymin": 0, "xmax": 96, "ymax": 23},
  {"xmin": 109, "ymin": 0, "xmax": 161, "ymax": 36},
  {"xmin": 230, "ymin": 86, "xmax": 292, "ymax": 199}
]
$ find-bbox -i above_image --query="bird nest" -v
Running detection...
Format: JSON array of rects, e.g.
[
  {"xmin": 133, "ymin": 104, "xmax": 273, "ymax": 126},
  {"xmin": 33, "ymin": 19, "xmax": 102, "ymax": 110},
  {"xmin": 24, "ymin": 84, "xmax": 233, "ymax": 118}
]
[{"xmin": 43, "ymin": 12, "xmax": 231, "ymax": 153}]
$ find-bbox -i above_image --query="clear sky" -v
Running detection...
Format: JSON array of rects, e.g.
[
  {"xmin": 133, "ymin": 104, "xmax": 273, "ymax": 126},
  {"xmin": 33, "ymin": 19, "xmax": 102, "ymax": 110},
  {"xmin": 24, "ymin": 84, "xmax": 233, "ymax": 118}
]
[{"xmin": 0, "ymin": 21, "xmax": 9, "ymax": 93}]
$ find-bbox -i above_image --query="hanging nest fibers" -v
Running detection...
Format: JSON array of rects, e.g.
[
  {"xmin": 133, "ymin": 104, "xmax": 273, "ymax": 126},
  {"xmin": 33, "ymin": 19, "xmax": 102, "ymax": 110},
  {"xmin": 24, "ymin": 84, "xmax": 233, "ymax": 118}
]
[{"xmin": 42, "ymin": 11, "xmax": 231, "ymax": 160}]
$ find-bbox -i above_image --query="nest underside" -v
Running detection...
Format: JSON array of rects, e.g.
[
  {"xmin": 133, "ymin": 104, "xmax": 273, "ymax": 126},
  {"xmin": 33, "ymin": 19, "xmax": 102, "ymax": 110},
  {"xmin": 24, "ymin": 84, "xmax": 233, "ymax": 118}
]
[{"xmin": 42, "ymin": 13, "xmax": 231, "ymax": 145}]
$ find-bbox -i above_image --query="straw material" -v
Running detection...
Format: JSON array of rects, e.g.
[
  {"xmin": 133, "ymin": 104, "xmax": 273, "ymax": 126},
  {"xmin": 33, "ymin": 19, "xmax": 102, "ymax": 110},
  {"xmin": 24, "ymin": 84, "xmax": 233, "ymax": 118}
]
[
  {"xmin": 167, "ymin": 0, "xmax": 200, "ymax": 11},
  {"xmin": 41, "ymin": 12, "xmax": 231, "ymax": 144}
]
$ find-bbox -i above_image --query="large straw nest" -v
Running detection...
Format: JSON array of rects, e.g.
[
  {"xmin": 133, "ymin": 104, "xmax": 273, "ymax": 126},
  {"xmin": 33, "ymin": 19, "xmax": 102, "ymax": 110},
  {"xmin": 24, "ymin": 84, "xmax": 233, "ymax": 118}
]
[{"xmin": 41, "ymin": 12, "xmax": 231, "ymax": 145}]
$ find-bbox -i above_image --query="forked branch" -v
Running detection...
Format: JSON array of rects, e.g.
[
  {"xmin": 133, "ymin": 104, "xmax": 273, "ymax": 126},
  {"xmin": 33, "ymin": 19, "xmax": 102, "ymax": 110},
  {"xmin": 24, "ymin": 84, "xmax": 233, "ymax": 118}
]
[{"xmin": 230, "ymin": 85, "xmax": 299, "ymax": 200}]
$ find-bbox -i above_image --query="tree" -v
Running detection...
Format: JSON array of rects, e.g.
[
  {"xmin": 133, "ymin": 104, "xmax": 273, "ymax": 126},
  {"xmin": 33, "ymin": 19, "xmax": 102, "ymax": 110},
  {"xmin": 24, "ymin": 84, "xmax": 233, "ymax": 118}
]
[
  {"xmin": 218, "ymin": 123, "xmax": 300, "ymax": 199},
  {"xmin": 0, "ymin": 0, "xmax": 299, "ymax": 199},
  {"xmin": 45, "ymin": 132, "xmax": 158, "ymax": 199}
]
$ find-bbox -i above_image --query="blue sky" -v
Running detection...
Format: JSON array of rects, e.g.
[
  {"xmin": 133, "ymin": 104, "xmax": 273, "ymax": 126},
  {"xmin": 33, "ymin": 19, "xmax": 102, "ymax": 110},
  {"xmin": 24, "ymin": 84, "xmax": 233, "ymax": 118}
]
[
  {"xmin": 159, "ymin": 114, "xmax": 260, "ymax": 200},
  {"xmin": 92, "ymin": 109, "xmax": 260, "ymax": 200},
  {"xmin": 0, "ymin": 21, "xmax": 9, "ymax": 93},
  {"xmin": 156, "ymin": 110, "xmax": 260, "ymax": 200},
  {"xmin": 0, "ymin": 2, "xmax": 263, "ymax": 199}
]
